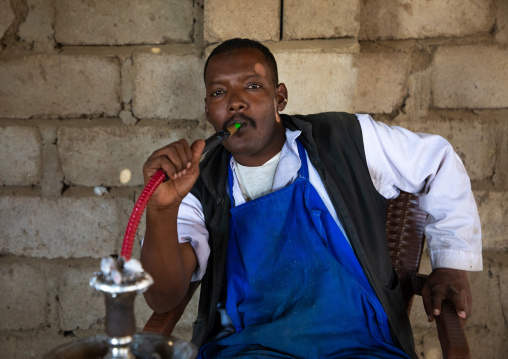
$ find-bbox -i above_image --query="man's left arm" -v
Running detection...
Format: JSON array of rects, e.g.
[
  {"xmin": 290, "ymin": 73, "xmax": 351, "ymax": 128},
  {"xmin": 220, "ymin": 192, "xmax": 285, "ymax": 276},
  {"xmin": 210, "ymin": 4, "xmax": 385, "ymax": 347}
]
[{"xmin": 356, "ymin": 114, "xmax": 482, "ymax": 322}]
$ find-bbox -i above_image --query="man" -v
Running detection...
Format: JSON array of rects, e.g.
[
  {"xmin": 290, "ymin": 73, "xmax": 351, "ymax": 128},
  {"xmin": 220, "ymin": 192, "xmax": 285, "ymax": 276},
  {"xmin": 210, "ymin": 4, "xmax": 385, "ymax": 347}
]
[{"xmin": 141, "ymin": 38, "xmax": 482, "ymax": 358}]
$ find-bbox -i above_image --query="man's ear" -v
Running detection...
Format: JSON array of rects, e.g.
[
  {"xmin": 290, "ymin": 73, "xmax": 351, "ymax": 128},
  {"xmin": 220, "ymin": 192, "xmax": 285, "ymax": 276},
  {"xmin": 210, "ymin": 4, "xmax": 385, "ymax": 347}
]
[{"xmin": 276, "ymin": 83, "xmax": 288, "ymax": 112}]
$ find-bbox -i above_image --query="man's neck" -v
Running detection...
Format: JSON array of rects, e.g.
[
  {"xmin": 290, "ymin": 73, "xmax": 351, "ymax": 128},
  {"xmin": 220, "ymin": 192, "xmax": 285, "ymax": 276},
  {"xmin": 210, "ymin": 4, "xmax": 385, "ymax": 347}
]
[{"xmin": 233, "ymin": 124, "xmax": 286, "ymax": 167}]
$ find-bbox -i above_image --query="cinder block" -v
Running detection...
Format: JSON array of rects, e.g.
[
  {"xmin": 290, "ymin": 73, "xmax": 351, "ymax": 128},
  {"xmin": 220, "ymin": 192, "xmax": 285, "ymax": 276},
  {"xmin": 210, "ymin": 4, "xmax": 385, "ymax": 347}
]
[
  {"xmin": 41, "ymin": 141, "xmax": 65, "ymax": 197},
  {"xmin": 134, "ymin": 294, "xmax": 153, "ymax": 331},
  {"xmin": 0, "ymin": 0, "xmax": 15, "ymax": 37},
  {"xmin": 57, "ymin": 260, "xmax": 104, "ymax": 331},
  {"xmin": 467, "ymin": 252, "xmax": 506, "ymax": 327},
  {"xmin": 0, "ymin": 329, "xmax": 72, "ymax": 359},
  {"xmin": 0, "ymin": 195, "xmax": 132, "ymax": 258},
  {"xmin": 496, "ymin": 0, "xmax": 508, "ymax": 45},
  {"xmin": 467, "ymin": 251, "xmax": 508, "ymax": 358},
  {"xmin": 283, "ymin": 0, "xmax": 360, "ymax": 40},
  {"xmin": 0, "ymin": 259, "xmax": 48, "ymax": 330},
  {"xmin": 421, "ymin": 333, "xmax": 443, "ymax": 359},
  {"xmin": 400, "ymin": 68, "xmax": 433, "ymax": 122},
  {"xmin": 494, "ymin": 117, "xmax": 508, "ymax": 190},
  {"xmin": 431, "ymin": 46, "xmax": 508, "ymax": 109},
  {"xmin": 0, "ymin": 126, "xmax": 42, "ymax": 186},
  {"xmin": 273, "ymin": 50, "xmax": 358, "ymax": 115},
  {"xmin": 121, "ymin": 58, "xmax": 133, "ymax": 106},
  {"xmin": 411, "ymin": 328, "xmax": 431, "ymax": 359},
  {"xmin": 392, "ymin": 116, "xmax": 497, "ymax": 184},
  {"xmin": 360, "ymin": 0, "xmax": 494, "ymax": 40},
  {"xmin": 0, "ymin": 55, "xmax": 121, "ymax": 118},
  {"xmin": 499, "ymin": 256, "xmax": 508, "ymax": 342},
  {"xmin": 355, "ymin": 51, "xmax": 411, "ymax": 114},
  {"xmin": 54, "ymin": 0, "xmax": 193, "ymax": 45},
  {"xmin": 204, "ymin": 0, "xmax": 280, "ymax": 43},
  {"xmin": 467, "ymin": 325, "xmax": 505, "ymax": 359},
  {"xmin": 475, "ymin": 191, "xmax": 508, "ymax": 250},
  {"xmin": 19, "ymin": 0, "xmax": 55, "ymax": 50},
  {"xmin": 57, "ymin": 124, "xmax": 206, "ymax": 187},
  {"xmin": 132, "ymin": 53, "xmax": 205, "ymax": 120}
]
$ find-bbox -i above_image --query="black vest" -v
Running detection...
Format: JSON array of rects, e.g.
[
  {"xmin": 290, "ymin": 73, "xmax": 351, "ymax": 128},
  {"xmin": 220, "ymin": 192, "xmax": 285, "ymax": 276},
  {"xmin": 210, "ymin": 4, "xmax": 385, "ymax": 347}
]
[{"xmin": 189, "ymin": 112, "xmax": 416, "ymax": 358}]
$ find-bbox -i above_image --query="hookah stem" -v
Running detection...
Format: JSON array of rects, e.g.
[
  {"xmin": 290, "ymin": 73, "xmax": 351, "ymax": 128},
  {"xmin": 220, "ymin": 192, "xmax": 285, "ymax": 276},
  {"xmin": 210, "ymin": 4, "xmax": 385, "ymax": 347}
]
[
  {"xmin": 203, "ymin": 123, "xmax": 241, "ymax": 153},
  {"xmin": 120, "ymin": 123, "xmax": 241, "ymax": 261}
]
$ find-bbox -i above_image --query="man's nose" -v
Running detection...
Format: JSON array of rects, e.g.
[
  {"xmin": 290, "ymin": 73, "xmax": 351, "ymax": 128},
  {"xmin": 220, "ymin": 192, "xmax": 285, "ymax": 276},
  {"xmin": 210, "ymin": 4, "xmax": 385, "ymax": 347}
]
[{"xmin": 228, "ymin": 92, "xmax": 247, "ymax": 112}]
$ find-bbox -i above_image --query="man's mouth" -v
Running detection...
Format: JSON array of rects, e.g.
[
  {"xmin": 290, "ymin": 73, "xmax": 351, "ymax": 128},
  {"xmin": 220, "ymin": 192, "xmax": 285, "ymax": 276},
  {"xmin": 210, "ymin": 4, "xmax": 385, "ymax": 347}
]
[{"xmin": 223, "ymin": 113, "xmax": 256, "ymax": 131}]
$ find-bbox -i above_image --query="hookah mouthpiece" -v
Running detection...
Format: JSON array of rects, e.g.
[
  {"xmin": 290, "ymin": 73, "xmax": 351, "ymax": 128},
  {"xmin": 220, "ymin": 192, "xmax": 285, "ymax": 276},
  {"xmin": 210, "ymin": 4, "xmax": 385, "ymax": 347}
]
[{"xmin": 202, "ymin": 123, "xmax": 241, "ymax": 153}]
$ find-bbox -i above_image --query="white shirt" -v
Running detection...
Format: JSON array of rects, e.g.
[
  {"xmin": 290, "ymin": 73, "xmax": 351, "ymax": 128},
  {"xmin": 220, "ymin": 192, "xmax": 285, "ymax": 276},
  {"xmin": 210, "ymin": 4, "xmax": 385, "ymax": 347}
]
[
  {"xmin": 234, "ymin": 152, "xmax": 281, "ymax": 201},
  {"xmin": 177, "ymin": 114, "xmax": 483, "ymax": 281}
]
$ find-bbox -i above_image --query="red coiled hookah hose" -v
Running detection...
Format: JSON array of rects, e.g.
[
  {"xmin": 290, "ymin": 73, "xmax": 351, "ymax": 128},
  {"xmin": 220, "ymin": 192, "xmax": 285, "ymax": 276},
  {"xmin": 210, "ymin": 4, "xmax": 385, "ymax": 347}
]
[
  {"xmin": 119, "ymin": 123, "xmax": 240, "ymax": 261},
  {"xmin": 120, "ymin": 169, "xmax": 166, "ymax": 261}
]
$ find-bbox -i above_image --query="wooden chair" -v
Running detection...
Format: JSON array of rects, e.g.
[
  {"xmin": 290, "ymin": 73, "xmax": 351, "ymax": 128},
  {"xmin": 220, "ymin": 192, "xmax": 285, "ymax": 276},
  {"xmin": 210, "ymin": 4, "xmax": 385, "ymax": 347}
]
[
  {"xmin": 386, "ymin": 192, "xmax": 471, "ymax": 359},
  {"xmin": 144, "ymin": 191, "xmax": 471, "ymax": 358}
]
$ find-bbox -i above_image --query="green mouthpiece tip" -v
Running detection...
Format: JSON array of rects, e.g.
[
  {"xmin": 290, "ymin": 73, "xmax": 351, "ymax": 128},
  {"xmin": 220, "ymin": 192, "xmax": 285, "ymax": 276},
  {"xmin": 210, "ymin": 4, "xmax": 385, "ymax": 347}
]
[{"xmin": 234, "ymin": 123, "xmax": 241, "ymax": 129}]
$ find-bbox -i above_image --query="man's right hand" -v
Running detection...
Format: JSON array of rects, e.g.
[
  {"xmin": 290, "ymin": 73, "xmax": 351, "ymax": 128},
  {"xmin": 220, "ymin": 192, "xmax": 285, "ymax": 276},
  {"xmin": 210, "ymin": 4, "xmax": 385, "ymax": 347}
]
[
  {"xmin": 141, "ymin": 138, "xmax": 204, "ymax": 313},
  {"xmin": 142, "ymin": 139, "xmax": 205, "ymax": 209}
]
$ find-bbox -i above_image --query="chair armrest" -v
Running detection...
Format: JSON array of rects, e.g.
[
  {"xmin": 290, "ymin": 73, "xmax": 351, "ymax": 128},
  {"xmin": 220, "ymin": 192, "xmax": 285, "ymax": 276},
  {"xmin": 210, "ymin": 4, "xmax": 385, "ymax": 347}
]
[
  {"xmin": 143, "ymin": 282, "xmax": 199, "ymax": 337},
  {"xmin": 435, "ymin": 300, "xmax": 472, "ymax": 359},
  {"xmin": 143, "ymin": 309, "xmax": 183, "ymax": 337},
  {"xmin": 414, "ymin": 274, "xmax": 471, "ymax": 359}
]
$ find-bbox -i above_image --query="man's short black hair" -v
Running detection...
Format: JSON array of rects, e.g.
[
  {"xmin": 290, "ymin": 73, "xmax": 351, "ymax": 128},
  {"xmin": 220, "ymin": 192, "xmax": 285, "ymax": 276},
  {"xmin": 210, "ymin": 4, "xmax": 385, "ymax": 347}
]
[{"xmin": 204, "ymin": 38, "xmax": 279, "ymax": 85}]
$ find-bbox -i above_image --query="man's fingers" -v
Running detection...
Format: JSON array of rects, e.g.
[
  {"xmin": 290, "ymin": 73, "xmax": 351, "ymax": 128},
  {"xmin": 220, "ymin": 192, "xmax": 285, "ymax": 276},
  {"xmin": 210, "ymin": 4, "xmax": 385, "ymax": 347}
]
[
  {"xmin": 449, "ymin": 292, "xmax": 468, "ymax": 319},
  {"xmin": 145, "ymin": 140, "xmax": 194, "ymax": 180},
  {"xmin": 190, "ymin": 139, "xmax": 205, "ymax": 164},
  {"xmin": 431, "ymin": 291, "xmax": 445, "ymax": 317},
  {"xmin": 423, "ymin": 268, "xmax": 473, "ymax": 322},
  {"xmin": 421, "ymin": 286, "xmax": 435, "ymax": 322},
  {"xmin": 147, "ymin": 155, "xmax": 179, "ymax": 180},
  {"xmin": 172, "ymin": 139, "xmax": 193, "ymax": 168},
  {"xmin": 141, "ymin": 139, "xmax": 204, "ymax": 208},
  {"xmin": 167, "ymin": 140, "xmax": 193, "ymax": 178}
]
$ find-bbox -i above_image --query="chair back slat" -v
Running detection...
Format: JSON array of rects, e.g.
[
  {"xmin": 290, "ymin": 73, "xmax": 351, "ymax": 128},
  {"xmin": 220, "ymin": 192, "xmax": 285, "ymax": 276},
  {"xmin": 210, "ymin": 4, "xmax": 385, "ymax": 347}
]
[{"xmin": 386, "ymin": 191, "xmax": 428, "ymax": 311}]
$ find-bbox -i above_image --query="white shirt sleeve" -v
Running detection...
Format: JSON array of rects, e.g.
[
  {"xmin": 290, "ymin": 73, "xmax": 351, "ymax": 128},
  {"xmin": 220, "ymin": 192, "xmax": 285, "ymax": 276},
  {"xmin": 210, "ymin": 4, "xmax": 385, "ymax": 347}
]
[
  {"xmin": 357, "ymin": 114, "xmax": 482, "ymax": 271},
  {"xmin": 177, "ymin": 192, "xmax": 210, "ymax": 281}
]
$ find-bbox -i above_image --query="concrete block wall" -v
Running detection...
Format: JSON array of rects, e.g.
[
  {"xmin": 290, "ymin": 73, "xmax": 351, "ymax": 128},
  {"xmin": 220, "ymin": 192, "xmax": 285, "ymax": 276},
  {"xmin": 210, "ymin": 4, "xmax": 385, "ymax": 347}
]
[{"xmin": 0, "ymin": 0, "xmax": 506, "ymax": 358}]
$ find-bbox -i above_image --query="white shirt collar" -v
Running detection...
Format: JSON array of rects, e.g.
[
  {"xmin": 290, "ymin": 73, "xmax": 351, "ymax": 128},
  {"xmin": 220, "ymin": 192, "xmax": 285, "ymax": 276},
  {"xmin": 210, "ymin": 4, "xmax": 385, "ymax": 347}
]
[{"xmin": 229, "ymin": 128, "xmax": 302, "ymax": 206}]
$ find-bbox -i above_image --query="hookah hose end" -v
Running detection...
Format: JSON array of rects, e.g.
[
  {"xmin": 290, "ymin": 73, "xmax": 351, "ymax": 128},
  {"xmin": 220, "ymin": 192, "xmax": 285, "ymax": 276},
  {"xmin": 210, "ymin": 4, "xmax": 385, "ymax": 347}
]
[{"xmin": 202, "ymin": 123, "xmax": 241, "ymax": 153}]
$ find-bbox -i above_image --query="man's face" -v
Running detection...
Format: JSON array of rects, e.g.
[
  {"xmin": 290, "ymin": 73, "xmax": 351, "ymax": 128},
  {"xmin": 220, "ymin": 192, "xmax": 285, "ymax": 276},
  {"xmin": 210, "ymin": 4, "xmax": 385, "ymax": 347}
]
[{"xmin": 204, "ymin": 47, "xmax": 287, "ymax": 166}]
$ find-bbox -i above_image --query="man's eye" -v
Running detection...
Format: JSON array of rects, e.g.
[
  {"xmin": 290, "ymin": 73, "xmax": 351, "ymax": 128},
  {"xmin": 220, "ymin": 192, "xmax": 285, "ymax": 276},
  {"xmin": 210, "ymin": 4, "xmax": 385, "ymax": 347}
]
[
  {"xmin": 211, "ymin": 90, "xmax": 224, "ymax": 97},
  {"xmin": 247, "ymin": 84, "xmax": 261, "ymax": 89}
]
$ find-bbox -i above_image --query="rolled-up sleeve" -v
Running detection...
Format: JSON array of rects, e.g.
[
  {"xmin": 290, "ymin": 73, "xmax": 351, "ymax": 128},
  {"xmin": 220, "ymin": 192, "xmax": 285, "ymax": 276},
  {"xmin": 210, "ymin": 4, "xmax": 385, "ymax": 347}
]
[
  {"xmin": 177, "ymin": 192, "xmax": 210, "ymax": 281},
  {"xmin": 357, "ymin": 114, "xmax": 482, "ymax": 271}
]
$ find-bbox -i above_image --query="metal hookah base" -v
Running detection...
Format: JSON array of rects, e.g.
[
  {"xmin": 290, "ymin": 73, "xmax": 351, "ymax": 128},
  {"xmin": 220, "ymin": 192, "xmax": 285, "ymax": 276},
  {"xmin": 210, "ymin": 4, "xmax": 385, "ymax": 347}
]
[{"xmin": 43, "ymin": 332, "xmax": 197, "ymax": 359}]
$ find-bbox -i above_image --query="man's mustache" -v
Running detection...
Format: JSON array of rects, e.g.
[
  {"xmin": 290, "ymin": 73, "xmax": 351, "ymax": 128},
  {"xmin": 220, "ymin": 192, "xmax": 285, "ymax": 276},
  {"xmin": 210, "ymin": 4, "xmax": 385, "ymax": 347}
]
[{"xmin": 223, "ymin": 113, "xmax": 256, "ymax": 131}]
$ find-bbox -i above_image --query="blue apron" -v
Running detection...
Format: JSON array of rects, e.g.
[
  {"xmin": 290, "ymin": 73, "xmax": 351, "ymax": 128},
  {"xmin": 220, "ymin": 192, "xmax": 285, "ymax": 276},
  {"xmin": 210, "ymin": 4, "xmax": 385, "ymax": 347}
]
[{"xmin": 199, "ymin": 140, "xmax": 409, "ymax": 359}]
